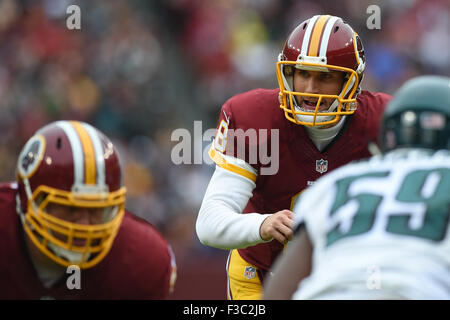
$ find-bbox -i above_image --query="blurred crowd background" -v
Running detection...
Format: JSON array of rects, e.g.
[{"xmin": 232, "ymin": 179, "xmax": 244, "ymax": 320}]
[{"xmin": 0, "ymin": 0, "xmax": 448, "ymax": 299}]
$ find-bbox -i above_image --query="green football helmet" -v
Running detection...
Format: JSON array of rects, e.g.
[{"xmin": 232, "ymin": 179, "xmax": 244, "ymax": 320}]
[{"xmin": 380, "ymin": 75, "xmax": 450, "ymax": 152}]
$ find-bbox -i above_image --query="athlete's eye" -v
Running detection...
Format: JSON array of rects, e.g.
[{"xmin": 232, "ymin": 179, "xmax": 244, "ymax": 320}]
[{"xmin": 296, "ymin": 69, "xmax": 309, "ymax": 78}]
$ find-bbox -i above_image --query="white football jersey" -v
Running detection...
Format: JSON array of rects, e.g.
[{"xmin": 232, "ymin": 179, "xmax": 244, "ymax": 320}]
[{"xmin": 291, "ymin": 149, "xmax": 450, "ymax": 300}]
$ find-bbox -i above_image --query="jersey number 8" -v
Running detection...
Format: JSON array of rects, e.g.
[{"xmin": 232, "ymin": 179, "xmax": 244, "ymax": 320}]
[{"xmin": 214, "ymin": 120, "xmax": 228, "ymax": 153}]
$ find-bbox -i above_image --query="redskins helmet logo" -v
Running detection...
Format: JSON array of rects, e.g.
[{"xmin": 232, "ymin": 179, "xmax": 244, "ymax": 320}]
[{"xmin": 17, "ymin": 134, "xmax": 46, "ymax": 179}]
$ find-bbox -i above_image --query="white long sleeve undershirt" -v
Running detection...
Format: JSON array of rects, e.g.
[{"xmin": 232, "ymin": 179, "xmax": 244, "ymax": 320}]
[{"xmin": 196, "ymin": 165, "xmax": 271, "ymax": 250}]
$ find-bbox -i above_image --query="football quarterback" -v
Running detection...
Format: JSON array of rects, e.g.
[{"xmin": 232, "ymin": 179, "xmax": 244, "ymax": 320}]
[{"xmin": 196, "ymin": 15, "xmax": 392, "ymax": 299}]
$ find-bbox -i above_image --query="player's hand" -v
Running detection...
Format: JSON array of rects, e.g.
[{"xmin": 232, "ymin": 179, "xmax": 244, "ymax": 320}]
[{"xmin": 260, "ymin": 210, "xmax": 294, "ymax": 244}]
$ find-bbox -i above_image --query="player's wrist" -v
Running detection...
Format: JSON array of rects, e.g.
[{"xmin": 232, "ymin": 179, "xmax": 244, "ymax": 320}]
[{"xmin": 259, "ymin": 215, "xmax": 274, "ymax": 242}]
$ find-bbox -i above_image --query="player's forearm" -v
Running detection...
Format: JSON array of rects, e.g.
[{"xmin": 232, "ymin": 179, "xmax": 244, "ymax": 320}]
[
  {"xmin": 197, "ymin": 201, "xmax": 271, "ymax": 249},
  {"xmin": 196, "ymin": 166, "xmax": 270, "ymax": 249}
]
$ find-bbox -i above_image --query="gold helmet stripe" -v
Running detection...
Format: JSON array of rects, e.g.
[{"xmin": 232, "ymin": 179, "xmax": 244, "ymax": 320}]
[
  {"xmin": 70, "ymin": 121, "xmax": 97, "ymax": 185},
  {"xmin": 307, "ymin": 15, "xmax": 331, "ymax": 57},
  {"xmin": 55, "ymin": 121, "xmax": 84, "ymax": 186},
  {"xmin": 81, "ymin": 122, "xmax": 106, "ymax": 188},
  {"xmin": 319, "ymin": 16, "xmax": 341, "ymax": 58}
]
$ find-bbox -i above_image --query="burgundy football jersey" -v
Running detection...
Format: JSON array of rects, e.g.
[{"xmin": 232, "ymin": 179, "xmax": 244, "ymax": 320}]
[
  {"xmin": 0, "ymin": 183, "xmax": 175, "ymax": 299},
  {"xmin": 210, "ymin": 88, "xmax": 392, "ymax": 281}
]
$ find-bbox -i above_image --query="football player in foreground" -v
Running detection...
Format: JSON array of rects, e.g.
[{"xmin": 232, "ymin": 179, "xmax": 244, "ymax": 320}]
[
  {"xmin": 196, "ymin": 15, "xmax": 392, "ymax": 299},
  {"xmin": 0, "ymin": 120, "xmax": 176, "ymax": 299},
  {"xmin": 264, "ymin": 75, "xmax": 450, "ymax": 300}
]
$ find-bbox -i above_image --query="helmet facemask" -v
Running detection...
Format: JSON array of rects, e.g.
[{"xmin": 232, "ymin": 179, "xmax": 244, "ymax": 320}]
[
  {"xmin": 277, "ymin": 57, "xmax": 361, "ymax": 127},
  {"xmin": 21, "ymin": 182, "xmax": 126, "ymax": 269}
]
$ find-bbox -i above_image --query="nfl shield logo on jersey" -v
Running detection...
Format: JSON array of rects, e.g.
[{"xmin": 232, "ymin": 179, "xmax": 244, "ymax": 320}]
[
  {"xmin": 244, "ymin": 266, "xmax": 256, "ymax": 280},
  {"xmin": 316, "ymin": 159, "xmax": 328, "ymax": 174}
]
